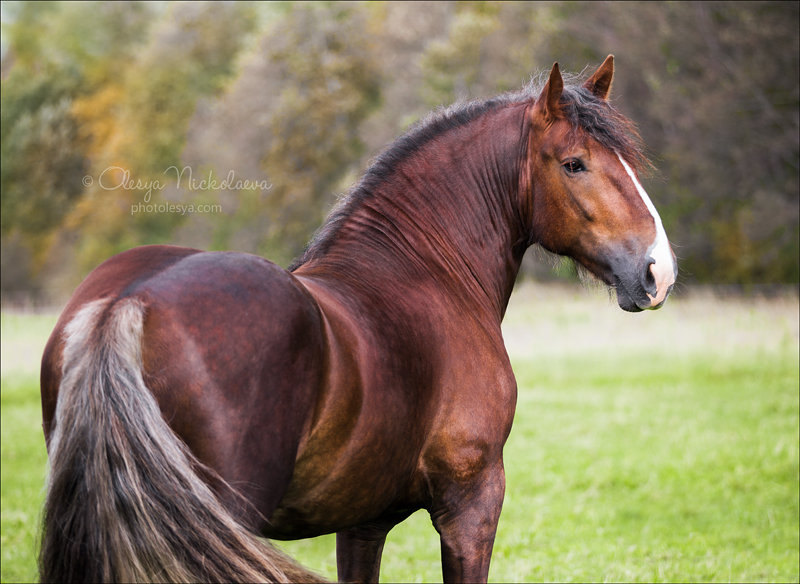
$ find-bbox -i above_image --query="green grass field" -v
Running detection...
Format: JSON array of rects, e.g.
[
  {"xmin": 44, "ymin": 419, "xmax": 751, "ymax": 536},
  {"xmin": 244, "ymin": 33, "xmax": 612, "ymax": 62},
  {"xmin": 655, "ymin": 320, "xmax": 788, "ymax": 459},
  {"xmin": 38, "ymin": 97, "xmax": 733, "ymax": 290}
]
[{"xmin": 2, "ymin": 284, "xmax": 798, "ymax": 583}]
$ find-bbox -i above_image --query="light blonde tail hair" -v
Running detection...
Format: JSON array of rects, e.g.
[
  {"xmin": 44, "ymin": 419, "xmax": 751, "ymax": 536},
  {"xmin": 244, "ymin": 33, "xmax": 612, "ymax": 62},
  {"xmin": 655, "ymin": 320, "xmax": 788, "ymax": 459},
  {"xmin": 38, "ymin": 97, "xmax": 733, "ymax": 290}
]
[{"xmin": 40, "ymin": 297, "xmax": 322, "ymax": 583}]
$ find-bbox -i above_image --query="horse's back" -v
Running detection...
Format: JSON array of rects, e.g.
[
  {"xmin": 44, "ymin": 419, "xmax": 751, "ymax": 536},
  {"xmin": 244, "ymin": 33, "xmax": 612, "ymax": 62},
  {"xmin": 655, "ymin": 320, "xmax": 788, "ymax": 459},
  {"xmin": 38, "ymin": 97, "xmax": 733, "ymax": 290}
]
[{"xmin": 41, "ymin": 245, "xmax": 326, "ymax": 527}]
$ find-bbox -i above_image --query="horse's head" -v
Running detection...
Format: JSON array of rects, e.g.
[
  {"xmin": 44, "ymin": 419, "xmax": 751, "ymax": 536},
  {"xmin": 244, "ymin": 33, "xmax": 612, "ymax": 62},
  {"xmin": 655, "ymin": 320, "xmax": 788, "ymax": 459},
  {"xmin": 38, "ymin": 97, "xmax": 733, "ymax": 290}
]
[{"xmin": 526, "ymin": 56, "xmax": 677, "ymax": 312}]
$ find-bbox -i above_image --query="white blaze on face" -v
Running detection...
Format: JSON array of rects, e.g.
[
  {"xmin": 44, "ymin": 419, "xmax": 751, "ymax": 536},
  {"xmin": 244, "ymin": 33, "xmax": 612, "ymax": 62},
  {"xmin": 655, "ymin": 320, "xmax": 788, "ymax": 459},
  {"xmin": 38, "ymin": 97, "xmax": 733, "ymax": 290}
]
[{"xmin": 617, "ymin": 155, "xmax": 676, "ymax": 307}]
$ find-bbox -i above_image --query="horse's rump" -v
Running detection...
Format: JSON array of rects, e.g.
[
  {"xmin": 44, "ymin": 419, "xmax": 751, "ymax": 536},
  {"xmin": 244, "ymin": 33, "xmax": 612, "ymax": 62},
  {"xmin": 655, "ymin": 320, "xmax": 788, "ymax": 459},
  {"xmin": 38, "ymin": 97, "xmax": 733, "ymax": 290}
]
[{"xmin": 39, "ymin": 290, "xmax": 322, "ymax": 583}]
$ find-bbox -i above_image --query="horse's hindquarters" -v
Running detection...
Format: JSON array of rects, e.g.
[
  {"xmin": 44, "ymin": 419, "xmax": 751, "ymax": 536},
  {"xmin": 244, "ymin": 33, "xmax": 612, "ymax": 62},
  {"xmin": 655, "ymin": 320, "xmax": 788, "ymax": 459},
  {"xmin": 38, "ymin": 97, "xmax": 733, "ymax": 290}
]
[{"xmin": 42, "ymin": 246, "xmax": 329, "ymax": 531}]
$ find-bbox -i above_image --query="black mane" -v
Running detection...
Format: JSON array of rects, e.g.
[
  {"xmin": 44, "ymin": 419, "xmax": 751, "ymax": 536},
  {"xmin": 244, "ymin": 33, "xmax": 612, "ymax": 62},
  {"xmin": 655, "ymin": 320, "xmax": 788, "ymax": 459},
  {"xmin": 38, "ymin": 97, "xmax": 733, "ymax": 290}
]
[{"xmin": 289, "ymin": 73, "xmax": 646, "ymax": 271}]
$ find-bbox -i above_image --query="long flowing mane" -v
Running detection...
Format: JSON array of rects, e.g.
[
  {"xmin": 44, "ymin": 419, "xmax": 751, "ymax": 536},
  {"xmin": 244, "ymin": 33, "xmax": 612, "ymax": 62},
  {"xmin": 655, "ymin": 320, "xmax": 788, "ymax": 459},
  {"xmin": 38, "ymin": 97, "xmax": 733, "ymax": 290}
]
[{"xmin": 289, "ymin": 72, "xmax": 647, "ymax": 271}]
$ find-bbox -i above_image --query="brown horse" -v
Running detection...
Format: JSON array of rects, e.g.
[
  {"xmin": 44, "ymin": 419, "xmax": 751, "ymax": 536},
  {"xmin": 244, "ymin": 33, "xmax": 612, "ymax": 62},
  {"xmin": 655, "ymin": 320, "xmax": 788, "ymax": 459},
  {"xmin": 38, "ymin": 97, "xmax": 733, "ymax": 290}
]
[{"xmin": 39, "ymin": 56, "xmax": 676, "ymax": 583}]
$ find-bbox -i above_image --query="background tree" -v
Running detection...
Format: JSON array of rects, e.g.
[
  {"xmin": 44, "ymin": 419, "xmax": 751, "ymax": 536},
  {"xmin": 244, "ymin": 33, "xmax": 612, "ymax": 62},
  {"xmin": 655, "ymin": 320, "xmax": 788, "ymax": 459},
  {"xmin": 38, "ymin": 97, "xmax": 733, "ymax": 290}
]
[
  {"xmin": 1, "ymin": 1, "xmax": 797, "ymax": 304},
  {"xmin": 63, "ymin": 1, "xmax": 256, "ymax": 277},
  {"xmin": 1, "ymin": 1, "xmax": 157, "ymax": 300}
]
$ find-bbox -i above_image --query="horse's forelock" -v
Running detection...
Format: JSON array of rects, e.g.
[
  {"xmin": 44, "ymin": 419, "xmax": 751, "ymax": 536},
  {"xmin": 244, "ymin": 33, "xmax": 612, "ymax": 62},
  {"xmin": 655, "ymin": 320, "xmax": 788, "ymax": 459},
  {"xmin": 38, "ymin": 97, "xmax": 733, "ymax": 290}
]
[{"xmin": 559, "ymin": 85, "xmax": 650, "ymax": 174}]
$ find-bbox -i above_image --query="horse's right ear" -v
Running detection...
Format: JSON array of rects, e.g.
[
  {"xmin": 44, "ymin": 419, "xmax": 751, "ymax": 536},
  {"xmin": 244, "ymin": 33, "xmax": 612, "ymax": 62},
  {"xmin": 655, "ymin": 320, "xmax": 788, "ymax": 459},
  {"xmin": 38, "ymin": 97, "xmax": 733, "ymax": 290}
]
[
  {"xmin": 533, "ymin": 62, "xmax": 564, "ymax": 123},
  {"xmin": 584, "ymin": 54, "xmax": 614, "ymax": 100}
]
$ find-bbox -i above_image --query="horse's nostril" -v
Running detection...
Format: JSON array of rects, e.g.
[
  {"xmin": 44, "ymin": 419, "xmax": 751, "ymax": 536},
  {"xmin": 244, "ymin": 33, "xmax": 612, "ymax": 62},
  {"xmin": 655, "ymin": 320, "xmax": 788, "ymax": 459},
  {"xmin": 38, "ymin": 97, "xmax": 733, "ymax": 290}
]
[{"xmin": 642, "ymin": 258, "xmax": 657, "ymax": 295}]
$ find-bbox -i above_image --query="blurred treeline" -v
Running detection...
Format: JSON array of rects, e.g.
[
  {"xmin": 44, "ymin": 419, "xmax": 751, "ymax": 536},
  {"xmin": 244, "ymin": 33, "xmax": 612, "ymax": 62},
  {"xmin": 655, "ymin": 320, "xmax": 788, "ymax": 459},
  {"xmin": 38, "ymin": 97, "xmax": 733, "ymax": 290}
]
[{"xmin": 1, "ymin": 1, "xmax": 798, "ymax": 304}]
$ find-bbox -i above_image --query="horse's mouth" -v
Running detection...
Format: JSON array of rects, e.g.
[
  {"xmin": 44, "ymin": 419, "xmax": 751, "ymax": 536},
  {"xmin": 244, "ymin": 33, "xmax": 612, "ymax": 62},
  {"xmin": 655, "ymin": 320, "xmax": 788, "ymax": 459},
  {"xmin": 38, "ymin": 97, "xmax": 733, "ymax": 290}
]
[
  {"xmin": 614, "ymin": 280, "xmax": 646, "ymax": 312},
  {"xmin": 614, "ymin": 274, "xmax": 673, "ymax": 312}
]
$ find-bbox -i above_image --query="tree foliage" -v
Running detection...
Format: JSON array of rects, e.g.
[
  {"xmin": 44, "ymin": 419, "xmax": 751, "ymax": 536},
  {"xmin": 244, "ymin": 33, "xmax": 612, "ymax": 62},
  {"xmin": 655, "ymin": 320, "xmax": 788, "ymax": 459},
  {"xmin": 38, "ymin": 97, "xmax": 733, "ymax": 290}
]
[{"xmin": 1, "ymin": 1, "xmax": 797, "ymax": 303}]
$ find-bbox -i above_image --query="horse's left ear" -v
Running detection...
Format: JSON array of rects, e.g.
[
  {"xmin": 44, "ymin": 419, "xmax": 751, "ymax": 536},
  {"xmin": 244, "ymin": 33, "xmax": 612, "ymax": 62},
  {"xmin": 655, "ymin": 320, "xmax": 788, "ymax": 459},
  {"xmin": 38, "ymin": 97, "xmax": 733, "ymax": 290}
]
[
  {"xmin": 533, "ymin": 62, "xmax": 564, "ymax": 123},
  {"xmin": 584, "ymin": 54, "xmax": 614, "ymax": 101}
]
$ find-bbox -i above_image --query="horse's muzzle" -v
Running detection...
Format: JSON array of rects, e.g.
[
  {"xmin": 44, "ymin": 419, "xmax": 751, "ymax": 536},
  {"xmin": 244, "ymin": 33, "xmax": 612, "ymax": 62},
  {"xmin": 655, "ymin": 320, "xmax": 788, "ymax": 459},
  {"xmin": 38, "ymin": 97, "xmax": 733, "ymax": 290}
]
[{"xmin": 614, "ymin": 255, "xmax": 676, "ymax": 312}]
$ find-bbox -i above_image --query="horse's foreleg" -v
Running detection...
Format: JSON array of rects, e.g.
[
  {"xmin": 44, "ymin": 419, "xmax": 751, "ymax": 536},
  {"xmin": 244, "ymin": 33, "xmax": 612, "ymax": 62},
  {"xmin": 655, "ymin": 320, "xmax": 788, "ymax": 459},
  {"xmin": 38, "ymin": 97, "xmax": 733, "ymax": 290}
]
[
  {"xmin": 336, "ymin": 519, "xmax": 398, "ymax": 583},
  {"xmin": 430, "ymin": 462, "xmax": 506, "ymax": 584}
]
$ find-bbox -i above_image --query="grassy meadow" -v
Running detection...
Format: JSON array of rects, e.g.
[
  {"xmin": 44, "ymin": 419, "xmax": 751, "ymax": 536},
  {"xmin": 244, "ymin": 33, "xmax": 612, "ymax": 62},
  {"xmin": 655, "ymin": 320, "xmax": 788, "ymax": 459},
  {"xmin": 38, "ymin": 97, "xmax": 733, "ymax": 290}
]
[{"xmin": 1, "ymin": 283, "xmax": 798, "ymax": 583}]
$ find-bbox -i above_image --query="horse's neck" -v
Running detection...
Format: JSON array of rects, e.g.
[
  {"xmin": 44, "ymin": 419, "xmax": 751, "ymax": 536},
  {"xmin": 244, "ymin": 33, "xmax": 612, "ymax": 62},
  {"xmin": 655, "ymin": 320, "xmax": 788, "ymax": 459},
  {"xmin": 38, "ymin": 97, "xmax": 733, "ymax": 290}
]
[{"xmin": 306, "ymin": 105, "xmax": 529, "ymax": 320}]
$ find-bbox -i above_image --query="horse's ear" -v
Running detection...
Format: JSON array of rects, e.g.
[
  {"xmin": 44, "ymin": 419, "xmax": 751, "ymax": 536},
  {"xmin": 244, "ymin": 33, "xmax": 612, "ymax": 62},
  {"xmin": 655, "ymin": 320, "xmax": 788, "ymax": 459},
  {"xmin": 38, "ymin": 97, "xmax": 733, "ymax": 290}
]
[
  {"xmin": 584, "ymin": 54, "xmax": 614, "ymax": 101},
  {"xmin": 534, "ymin": 62, "xmax": 564, "ymax": 122}
]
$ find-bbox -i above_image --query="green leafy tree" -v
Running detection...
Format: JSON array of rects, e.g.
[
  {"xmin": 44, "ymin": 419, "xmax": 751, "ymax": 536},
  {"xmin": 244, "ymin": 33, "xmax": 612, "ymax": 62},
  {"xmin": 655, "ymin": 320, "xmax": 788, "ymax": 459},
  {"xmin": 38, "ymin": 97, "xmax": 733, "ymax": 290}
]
[
  {"xmin": 179, "ymin": 2, "xmax": 381, "ymax": 266},
  {"xmin": 1, "ymin": 1, "xmax": 160, "ymax": 299},
  {"xmin": 65, "ymin": 1, "xmax": 257, "ymax": 276},
  {"xmin": 2, "ymin": 0, "xmax": 797, "ymax": 303},
  {"xmin": 259, "ymin": 2, "xmax": 381, "ymax": 263}
]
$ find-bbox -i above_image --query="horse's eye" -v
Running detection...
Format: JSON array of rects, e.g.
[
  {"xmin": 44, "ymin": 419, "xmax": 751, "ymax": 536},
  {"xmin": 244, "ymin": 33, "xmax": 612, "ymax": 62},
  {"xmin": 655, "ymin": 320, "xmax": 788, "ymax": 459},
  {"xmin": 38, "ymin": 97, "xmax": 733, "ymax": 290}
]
[{"xmin": 562, "ymin": 159, "xmax": 585, "ymax": 174}]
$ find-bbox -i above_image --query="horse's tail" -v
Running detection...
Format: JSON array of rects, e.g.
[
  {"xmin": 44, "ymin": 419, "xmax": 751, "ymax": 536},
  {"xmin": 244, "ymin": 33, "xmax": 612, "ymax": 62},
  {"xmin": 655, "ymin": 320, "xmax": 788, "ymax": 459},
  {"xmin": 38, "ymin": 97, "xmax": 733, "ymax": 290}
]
[{"xmin": 39, "ymin": 297, "xmax": 321, "ymax": 583}]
